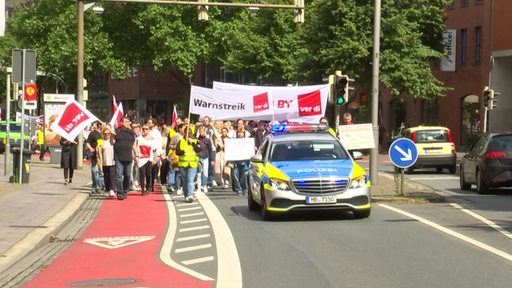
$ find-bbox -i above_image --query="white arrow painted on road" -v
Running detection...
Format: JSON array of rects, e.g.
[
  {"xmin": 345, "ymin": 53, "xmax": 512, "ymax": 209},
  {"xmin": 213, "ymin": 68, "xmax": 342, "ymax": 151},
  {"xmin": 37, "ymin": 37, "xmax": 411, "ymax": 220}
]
[{"xmin": 394, "ymin": 145, "xmax": 412, "ymax": 161}]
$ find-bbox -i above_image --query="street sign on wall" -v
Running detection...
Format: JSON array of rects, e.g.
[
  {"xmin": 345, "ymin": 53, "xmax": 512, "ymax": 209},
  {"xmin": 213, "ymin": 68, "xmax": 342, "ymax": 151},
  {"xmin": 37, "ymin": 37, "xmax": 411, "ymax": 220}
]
[{"xmin": 388, "ymin": 138, "xmax": 418, "ymax": 168}]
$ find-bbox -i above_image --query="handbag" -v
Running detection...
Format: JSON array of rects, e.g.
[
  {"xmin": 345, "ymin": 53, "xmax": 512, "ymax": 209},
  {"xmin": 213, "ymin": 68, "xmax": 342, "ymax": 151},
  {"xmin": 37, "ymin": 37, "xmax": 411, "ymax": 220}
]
[{"xmin": 171, "ymin": 150, "xmax": 179, "ymax": 166}]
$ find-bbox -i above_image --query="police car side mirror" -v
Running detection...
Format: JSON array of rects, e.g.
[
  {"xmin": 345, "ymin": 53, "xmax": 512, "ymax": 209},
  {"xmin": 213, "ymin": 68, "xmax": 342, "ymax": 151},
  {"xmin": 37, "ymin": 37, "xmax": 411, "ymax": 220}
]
[
  {"xmin": 251, "ymin": 154, "xmax": 263, "ymax": 162},
  {"xmin": 352, "ymin": 151, "xmax": 363, "ymax": 160}
]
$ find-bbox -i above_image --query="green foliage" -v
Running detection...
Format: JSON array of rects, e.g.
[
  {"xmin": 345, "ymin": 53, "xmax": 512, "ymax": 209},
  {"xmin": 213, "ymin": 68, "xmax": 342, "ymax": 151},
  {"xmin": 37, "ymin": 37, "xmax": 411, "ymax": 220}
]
[
  {"xmin": 299, "ymin": 0, "xmax": 451, "ymax": 98},
  {"xmin": 0, "ymin": 0, "xmax": 452, "ymax": 102}
]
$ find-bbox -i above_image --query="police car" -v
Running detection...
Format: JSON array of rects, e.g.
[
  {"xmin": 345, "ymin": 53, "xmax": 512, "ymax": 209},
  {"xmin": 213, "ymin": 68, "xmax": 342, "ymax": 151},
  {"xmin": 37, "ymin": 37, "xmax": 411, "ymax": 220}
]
[{"xmin": 247, "ymin": 124, "xmax": 371, "ymax": 220}]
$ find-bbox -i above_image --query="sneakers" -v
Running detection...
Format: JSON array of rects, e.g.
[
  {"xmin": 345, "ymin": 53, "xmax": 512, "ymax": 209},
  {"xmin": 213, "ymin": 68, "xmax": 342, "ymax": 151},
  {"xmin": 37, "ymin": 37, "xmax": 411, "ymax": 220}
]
[
  {"xmin": 167, "ymin": 186, "xmax": 176, "ymax": 192},
  {"xmin": 109, "ymin": 190, "xmax": 115, "ymax": 197},
  {"xmin": 185, "ymin": 196, "xmax": 194, "ymax": 203},
  {"xmin": 201, "ymin": 186, "xmax": 208, "ymax": 193},
  {"xmin": 212, "ymin": 180, "xmax": 218, "ymax": 187},
  {"xmin": 176, "ymin": 188, "xmax": 183, "ymax": 195}
]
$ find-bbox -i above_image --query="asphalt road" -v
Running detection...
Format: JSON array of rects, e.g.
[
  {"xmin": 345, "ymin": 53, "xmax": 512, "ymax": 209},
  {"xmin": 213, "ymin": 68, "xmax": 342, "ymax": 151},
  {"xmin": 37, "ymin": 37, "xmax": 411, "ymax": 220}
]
[
  {"xmin": 3, "ymin": 162, "xmax": 512, "ymax": 288},
  {"xmin": 209, "ymin": 187, "xmax": 512, "ymax": 288}
]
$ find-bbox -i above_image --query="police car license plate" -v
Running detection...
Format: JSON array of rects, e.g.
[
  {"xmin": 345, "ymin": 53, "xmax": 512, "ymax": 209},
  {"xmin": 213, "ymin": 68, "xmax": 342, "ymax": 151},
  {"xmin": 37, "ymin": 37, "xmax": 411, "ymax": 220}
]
[{"xmin": 306, "ymin": 196, "xmax": 337, "ymax": 204}]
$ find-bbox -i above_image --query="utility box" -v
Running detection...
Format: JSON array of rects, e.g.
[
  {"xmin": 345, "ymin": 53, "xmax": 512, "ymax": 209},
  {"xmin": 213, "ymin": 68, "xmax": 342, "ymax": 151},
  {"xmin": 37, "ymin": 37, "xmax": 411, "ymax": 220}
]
[
  {"xmin": 49, "ymin": 146, "xmax": 62, "ymax": 165},
  {"xmin": 10, "ymin": 145, "xmax": 32, "ymax": 183}
]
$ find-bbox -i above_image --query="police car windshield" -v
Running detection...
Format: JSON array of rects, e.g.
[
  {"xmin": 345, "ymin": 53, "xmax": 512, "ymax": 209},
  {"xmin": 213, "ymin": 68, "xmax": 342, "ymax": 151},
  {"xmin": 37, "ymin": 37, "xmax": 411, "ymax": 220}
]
[{"xmin": 270, "ymin": 141, "xmax": 349, "ymax": 161}]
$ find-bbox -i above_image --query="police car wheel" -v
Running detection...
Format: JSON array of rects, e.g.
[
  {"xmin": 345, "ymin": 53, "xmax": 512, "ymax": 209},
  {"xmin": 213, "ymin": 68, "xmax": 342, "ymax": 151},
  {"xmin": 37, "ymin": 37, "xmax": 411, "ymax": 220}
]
[
  {"xmin": 248, "ymin": 188, "xmax": 259, "ymax": 211},
  {"xmin": 353, "ymin": 208, "xmax": 371, "ymax": 219},
  {"xmin": 260, "ymin": 192, "xmax": 274, "ymax": 221}
]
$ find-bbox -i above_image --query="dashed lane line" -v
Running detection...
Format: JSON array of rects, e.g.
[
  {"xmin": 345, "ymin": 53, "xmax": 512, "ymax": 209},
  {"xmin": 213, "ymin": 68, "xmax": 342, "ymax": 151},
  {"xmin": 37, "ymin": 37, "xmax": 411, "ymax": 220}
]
[
  {"xmin": 180, "ymin": 225, "xmax": 211, "ymax": 233},
  {"xmin": 177, "ymin": 234, "xmax": 211, "ymax": 242},
  {"xmin": 160, "ymin": 191, "xmax": 242, "ymax": 287},
  {"xmin": 182, "ymin": 256, "xmax": 215, "ymax": 266},
  {"xmin": 160, "ymin": 193, "xmax": 213, "ymax": 281},
  {"xmin": 379, "ymin": 203, "xmax": 512, "ymax": 262},
  {"xmin": 175, "ymin": 244, "xmax": 213, "ymax": 254},
  {"xmin": 196, "ymin": 192, "xmax": 243, "ymax": 288}
]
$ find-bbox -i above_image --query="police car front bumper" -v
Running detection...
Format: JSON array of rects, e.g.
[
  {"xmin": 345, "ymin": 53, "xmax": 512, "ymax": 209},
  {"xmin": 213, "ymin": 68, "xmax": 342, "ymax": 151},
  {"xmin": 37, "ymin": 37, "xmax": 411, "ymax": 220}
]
[{"xmin": 264, "ymin": 186, "xmax": 371, "ymax": 213}]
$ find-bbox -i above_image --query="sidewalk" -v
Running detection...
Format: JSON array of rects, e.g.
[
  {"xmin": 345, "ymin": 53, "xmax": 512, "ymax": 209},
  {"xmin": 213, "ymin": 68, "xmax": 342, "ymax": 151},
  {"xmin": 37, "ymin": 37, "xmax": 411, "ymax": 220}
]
[
  {"xmin": 0, "ymin": 153, "xmax": 91, "ymax": 274},
  {"xmin": 0, "ymin": 152, "xmax": 442, "ymax": 275}
]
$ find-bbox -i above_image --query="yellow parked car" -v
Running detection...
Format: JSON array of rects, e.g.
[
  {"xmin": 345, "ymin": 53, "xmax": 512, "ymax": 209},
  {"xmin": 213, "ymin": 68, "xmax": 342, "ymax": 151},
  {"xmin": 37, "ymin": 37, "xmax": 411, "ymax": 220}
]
[{"xmin": 401, "ymin": 126, "xmax": 457, "ymax": 174}]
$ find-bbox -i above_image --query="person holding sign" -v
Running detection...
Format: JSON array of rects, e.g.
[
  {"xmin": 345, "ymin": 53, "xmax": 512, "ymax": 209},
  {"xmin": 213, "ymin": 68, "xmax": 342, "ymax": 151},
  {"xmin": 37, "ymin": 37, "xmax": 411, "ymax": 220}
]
[
  {"xmin": 176, "ymin": 128, "xmax": 201, "ymax": 203},
  {"xmin": 230, "ymin": 126, "xmax": 251, "ymax": 196},
  {"xmin": 60, "ymin": 137, "xmax": 78, "ymax": 185}
]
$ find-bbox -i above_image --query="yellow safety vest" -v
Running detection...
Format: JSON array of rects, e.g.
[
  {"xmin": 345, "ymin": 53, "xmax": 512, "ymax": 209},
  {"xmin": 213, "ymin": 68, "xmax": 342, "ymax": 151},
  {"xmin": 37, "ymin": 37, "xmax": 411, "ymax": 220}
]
[
  {"xmin": 37, "ymin": 130, "xmax": 44, "ymax": 145},
  {"xmin": 178, "ymin": 139, "xmax": 199, "ymax": 168}
]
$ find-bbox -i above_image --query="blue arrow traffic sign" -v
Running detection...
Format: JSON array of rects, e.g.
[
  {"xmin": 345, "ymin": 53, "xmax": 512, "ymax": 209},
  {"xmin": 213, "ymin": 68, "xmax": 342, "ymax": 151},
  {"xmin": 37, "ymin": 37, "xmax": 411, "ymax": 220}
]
[{"xmin": 388, "ymin": 138, "xmax": 418, "ymax": 168}]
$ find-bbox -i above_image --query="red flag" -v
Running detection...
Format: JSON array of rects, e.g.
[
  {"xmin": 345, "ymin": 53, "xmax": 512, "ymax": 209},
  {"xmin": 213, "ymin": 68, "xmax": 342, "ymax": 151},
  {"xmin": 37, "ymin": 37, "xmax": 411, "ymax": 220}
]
[
  {"xmin": 50, "ymin": 99, "xmax": 98, "ymax": 141},
  {"xmin": 110, "ymin": 101, "xmax": 124, "ymax": 129},
  {"xmin": 171, "ymin": 105, "xmax": 177, "ymax": 128}
]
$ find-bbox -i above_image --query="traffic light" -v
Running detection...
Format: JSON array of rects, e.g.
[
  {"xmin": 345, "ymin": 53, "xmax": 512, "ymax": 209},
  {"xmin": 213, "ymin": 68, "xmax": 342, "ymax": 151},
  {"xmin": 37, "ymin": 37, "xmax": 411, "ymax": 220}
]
[
  {"xmin": 483, "ymin": 86, "xmax": 490, "ymax": 108},
  {"xmin": 335, "ymin": 75, "xmax": 349, "ymax": 105},
  {"xmin": 198, "ymin": 0, "xmax": 208, "ymax": 21},
  {"xmin": 489, "ymin": 89, "xmax": 500, "ymax": 110}
]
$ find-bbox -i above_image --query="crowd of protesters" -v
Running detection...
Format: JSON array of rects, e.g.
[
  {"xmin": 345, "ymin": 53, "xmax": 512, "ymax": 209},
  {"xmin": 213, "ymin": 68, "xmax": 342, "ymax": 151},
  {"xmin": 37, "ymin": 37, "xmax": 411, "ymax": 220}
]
[{"xmin": 76, "ymin": 113, "xmax": 336, "ymax": 201}]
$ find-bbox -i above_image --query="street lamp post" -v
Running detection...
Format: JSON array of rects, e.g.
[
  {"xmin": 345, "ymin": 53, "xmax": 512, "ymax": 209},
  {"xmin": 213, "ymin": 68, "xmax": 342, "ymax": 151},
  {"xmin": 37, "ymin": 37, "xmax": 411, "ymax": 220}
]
[
  {"xmin": 76, "ymin": 0, "xmax": 85, "ymax": 169},
  {"xmin": 370, "ymin": 0, "xmax": 381, "ymax": 185}
]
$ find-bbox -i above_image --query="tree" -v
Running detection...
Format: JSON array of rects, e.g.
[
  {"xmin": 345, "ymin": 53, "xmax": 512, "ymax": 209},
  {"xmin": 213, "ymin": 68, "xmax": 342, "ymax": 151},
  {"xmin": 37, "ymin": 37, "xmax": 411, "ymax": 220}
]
[
  {"xmin": 3, "ymin": 0, "xmax": 125, "ymax": 94},
  {"xmin": 298, "ymin": 0, "xmax": 451, "ymax": 98}
]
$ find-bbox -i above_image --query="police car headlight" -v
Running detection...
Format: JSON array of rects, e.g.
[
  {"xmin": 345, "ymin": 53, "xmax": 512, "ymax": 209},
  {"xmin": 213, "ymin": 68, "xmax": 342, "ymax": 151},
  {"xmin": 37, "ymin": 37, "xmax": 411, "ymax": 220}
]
[
  {"xmin": 349, "ymin": 175, "xmax": 368, "ymax": 189},
  {"xmin": 269, "ymin": 178, "xmax": 291, "ymax": 191}
]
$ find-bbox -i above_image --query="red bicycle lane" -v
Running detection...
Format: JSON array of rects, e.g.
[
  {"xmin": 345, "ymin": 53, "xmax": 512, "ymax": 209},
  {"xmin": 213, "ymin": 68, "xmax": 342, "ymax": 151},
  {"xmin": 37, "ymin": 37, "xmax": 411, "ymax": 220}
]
[{"xmin": 22, "ymin": 186, "xmax": 213, "ymax": 288}]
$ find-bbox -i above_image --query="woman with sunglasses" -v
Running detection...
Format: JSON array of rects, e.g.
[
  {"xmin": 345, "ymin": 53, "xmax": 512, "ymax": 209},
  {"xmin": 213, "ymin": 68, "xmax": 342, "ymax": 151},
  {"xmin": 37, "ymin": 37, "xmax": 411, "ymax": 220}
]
[
  {"xmin": 97, "ymin": 125, "xmax": 116, "ymax": 197},
  {"xmin": 137, "ymin": 124, "xmax": 159, "ymax": 196}
]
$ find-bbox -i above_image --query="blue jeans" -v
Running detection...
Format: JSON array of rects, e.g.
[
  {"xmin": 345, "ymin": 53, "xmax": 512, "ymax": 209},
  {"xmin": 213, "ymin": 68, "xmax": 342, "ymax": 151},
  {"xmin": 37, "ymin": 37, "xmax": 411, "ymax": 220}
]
[
  {"xmin": 115, "ymin": 160, "xmax": 133, "ymax": 197},
  {"xmin": 179, "ymin": 166, "xmax": 197, "ymax": 198},
  {"xmin": 231, "ymin": 164, "xmax": 248, "ymax": 194},
  {"xmin": 90, "ymin": 154, "xmax": 102, "ymax": 190},
  {"xmin": 197, "ymin": 158, "xmax": 209, "ymax": 189},
  {"xmin": 167, "ymin": 167, "xmax": 181, "ymax": 189}
]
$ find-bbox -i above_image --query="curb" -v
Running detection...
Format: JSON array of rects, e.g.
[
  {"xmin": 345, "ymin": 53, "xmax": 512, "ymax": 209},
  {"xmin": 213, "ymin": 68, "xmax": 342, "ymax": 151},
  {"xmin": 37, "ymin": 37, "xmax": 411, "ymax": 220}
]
[{"xmin": 372, "ymin": 172, "xmax": 446, "ymax": 203}]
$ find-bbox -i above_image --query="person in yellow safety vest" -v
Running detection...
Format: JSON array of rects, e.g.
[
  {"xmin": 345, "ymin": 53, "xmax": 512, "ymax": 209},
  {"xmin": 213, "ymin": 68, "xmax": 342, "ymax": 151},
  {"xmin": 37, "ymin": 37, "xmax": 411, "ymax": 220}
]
[
  {"xmin": 175, "ymin": 128, "xmax": 201, "ymax": 203},
  {"xmin": 36, "ymin": 123, "xmax": 46, "ymax": 161}
]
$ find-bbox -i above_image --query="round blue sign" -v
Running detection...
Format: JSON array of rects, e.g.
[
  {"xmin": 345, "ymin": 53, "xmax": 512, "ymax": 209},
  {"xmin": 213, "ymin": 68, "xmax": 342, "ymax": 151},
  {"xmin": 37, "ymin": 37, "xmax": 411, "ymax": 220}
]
[{"xmin": 388, "ymin": 138, "xmax": 418, "ymax": 168}]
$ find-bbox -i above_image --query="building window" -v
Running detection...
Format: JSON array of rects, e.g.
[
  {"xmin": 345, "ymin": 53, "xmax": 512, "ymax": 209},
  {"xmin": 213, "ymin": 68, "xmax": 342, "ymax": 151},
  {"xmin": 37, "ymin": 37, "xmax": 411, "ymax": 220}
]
[
  {"xmin": 460, "ymin": 28, "xmax": 467, "ymax": 65},
  {"xmin": 475, "ymin": 26, "xmax": 481, "ymax": 64},
  {"xmin": 462, "ymin": 0, "xmax": 469, "ymax": 6},
  {"xmin": 448, "ymin": 1, "xmax": 455, "ymax": 8}
]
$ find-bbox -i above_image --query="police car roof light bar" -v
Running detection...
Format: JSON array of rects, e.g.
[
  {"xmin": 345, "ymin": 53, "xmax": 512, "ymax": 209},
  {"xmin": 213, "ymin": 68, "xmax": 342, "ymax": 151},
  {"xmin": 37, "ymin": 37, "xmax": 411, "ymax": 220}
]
[{"xmin": 270, "ymin": 123, "xmax": 330, "ymax": 134}]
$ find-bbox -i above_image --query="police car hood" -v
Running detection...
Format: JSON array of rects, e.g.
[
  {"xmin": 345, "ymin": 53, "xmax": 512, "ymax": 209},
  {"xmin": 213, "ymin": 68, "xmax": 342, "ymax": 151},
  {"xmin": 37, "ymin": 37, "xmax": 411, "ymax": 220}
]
[{"xmin": 271, "ymin": 159, "xmax": 354, "ymax": 179}]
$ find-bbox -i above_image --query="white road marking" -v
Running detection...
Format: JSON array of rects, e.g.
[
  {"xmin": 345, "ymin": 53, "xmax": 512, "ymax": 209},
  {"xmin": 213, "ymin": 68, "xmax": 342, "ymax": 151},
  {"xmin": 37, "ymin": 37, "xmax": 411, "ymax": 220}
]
[
  {"xmin": 84, "ymin": 236, "xmax": 155, "ymax": 249},
  {"xmin": 180, "ymin": 212, "xmax": 205, "ymax": 218},
  {"xmin": 450, "ymin": 203, "xmax": 512, "ymax": 240},
  {"xmin": 160, "ymin": 192, "xmax": 242, "ymax": 286},
  {"xmin": 179, "ymin": 206, "xmax": 203, "ymax": 212},
  {"xmin": 160, "ymin": 194, "xmax": 213, "ymax": 281},
  {"xmin": 196, "ymin": 192, "xmax": 243, "ymax": 288},
  {"xmin": 379, "ymin": 203, "xmax": 512, "ymax": 262},
  {"xmin": 177, "ymin": 234, "xmax": 211, "ymax": 242},
  {"xmin": 182, "ymin": 256, "xmax": 215, "ymax": 265},
  {"xmin": 181, "ymin": 218, "xmax": 208, "ymax": 224},
  {"xmin": 180, "ymin": 225, "xmax": 211, "ymax": 233},
  {"xmin": 175, "ymin": 244, "xmax": 212, "ymax": 254},
  {"xmin": 408, "ymin": 176, "xmax": 459, "ymax": 181}
]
